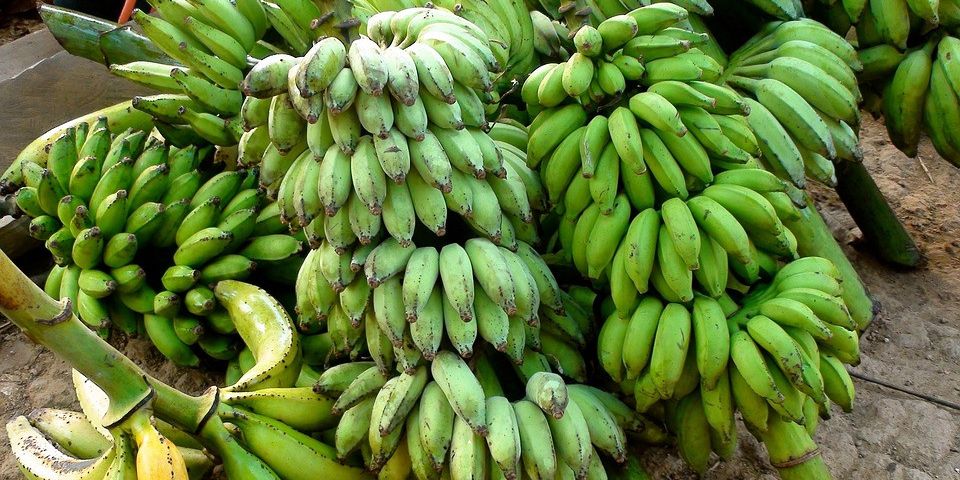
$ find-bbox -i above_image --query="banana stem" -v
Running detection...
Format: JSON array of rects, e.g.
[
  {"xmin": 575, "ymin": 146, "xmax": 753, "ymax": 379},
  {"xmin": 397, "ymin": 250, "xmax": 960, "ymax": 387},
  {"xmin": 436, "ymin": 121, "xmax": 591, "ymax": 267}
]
[
  {"xmin": 0, "ymin": 248, "xmax": 152, "ymax": 426},
  {"xmin": 0, "ymin": 248, "xmax": 217, "ymax": 431},
  {"xmin": 758, "ymin": 415, "xmax": 833, "ymax": 480},
  {"xmin": 781, "ymin": 197, "xmax": 877, "ymax": 330},
  {"xmin": 833, "ymin": 161, "xmax": 921, "ymax": 268}
]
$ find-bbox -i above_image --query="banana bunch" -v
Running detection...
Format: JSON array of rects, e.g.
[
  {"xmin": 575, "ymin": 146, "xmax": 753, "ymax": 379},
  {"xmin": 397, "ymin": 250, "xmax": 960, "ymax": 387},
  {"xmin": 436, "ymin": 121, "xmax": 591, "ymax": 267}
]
[
  {"xmin": 354, "ymin": 3, "xmax": 537, "ymax": 90},
  {"xmin": 837, "ymin": 0, "xmax": 955, "ymax": 50},
  {"xmin": 522, "ymin": 4, "xmax": 733, "ymax": 110},
  {"xmin": 15, "ymin": 120, "xmax": 306, "ymax": 364},
  {"xmin": 291, "ymin": 236, "xmax": 592, "ymax": 372},
  {"xmin": 530, "ymin": 0, "xmax": 713, "ymax": 27},
  {"xmin": 531, "ymin": 10, "xmax": 573, "ymax": 61},
  {"xmin": 861, "ymin": 34, "xmax": 960, "ymax": 167},
  {"xmin": 597, "ymin": 256, "xmax": 859, "ymax": 474},
  {"xmin": 237, "ymin": 25, "xmax": 545, "ymax": 247},
  {"xmin": 553, "ymin": 167, "xmax": 804, "ymax": 319},
  {"xmin": 318, "ymin": 352, "xmax": 651, "ymax": 478},
  {"xmin": 724, "ymin": 19, "xmax": 864, "ymax": 188},
  {"xmin": 110, "ymin": 0, "xmax": 263, "ymax": 147}
]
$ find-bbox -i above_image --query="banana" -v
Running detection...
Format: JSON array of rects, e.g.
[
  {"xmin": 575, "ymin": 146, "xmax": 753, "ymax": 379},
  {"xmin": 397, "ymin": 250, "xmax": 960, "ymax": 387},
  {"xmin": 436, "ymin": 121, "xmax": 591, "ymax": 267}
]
[
  {"xmin": 484, "ymin": 396, "xmax": 521, "ymax": 479},
  {"xmin": 407, "ymin": 167, "xmax": 449, "ymax": 235},
  {"xmin": 546, "ymin": 394, "xmax": 592, "ymax": 478},
  {"xmin": 605, "ymin": 107, "xmax": 645, "ymax": 177},
  {"xmin": 403, "ymin": 247, "xmax": 441, "ymax": 322},
  {"xmin": 7, "ymin": 415, "xmax": 115, "ymax": 480},
  {"xmin": 438, "ymin": 244, "xmax": 476, "ymax": 322},
  {"xmin": 759, "ymin": 297, "xmax": 833, "ymax": 340},
  {"xmin": 819, "ymin": 353, "xmax": 855, "ymax": 412},
  {"xmin": 512, "ymin": 399, "xmax": 557, "ymax": 480},
  {"xmin": 431, "ymin": 351, "xmax": 488, "ymax": 436},
  {"xmin": 298, "ymin": 38, "xmax": 348, "ymax": 97},
  {"xmin": 417, "ymin": 381, "xmax": 456, "ymax": 471},
  {"xmin": 325, "ymin": 67, "xmax": 360, "ymax": 115},
  {"xmin": 419, "ymin": 31, "xmax": 494, "ymax": 93},
  {"xmin": 449, "ymin": 414, "xmax": 488, "ymax": 480},
  {"xmin": 729, "ymin": 328, "xmax": 784, "ymax": 404},
  {"xmin": 527, "ymin": 104, "xmax": 588, "ymax": 168},
  {"xmin": 407, "ymin": 42, "xmax": 457, "ymax": 103},
  {"xmin": 465, "ymin": 238, "xmax": 516, "ymax": 315},
  {"xmin": 382, "ymin": 180, "xmax": 417, "ymax": 246},
  {"xmin": 219, "ymin": 405, "xmax": 367, "ymax": 480},
  {"xmin": 217, "ymin": 280, "xmax": 301, "ymax": 391}
]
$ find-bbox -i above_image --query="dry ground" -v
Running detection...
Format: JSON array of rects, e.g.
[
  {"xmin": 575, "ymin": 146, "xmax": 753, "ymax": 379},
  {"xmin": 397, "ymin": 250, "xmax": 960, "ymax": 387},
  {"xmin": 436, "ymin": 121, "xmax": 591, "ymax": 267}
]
[{"xmin": 0, "ymin": 114, "xmax": 957, "ymax": 478}]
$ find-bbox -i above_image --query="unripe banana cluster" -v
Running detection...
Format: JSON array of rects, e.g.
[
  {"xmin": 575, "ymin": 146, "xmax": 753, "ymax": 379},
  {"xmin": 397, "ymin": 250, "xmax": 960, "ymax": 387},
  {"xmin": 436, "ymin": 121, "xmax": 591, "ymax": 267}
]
[
  {"xmin": 114, "ymin": 1, "xmax": 264, "ymax": 147},
  {"xmin": 530, "ymin": 0, "xmax": 712, "ymax": 32},
  {"xmin": 292, "ymin": 236, "xmax": 592, "ymax": 374},
  {"xmin": 724, "ymin": 19, "xmax": 864, "ymax": 187},
  {"xmin": 595, "ymin": 256, "xmax": 859, "ymax": 474},
  {"xmin": 855, "ymin": 34, "xmax": 960, "ymax": 168},
  {"xmin": 15, "ymin": 121, "xmax": 305, "ymax": 366},
  {"xmin": 354, "ymin": 0, "xmax": 538, "ymax": 90},
  {"xmin": 237, "ymin": 19, "xmax": 546, "ymax": 248},
  {"xmin": 555, "ymin": 168, "xmax": 806, "ymax": 318},
  {"xmin": 315, "ymin": 354, "xmax": 654, "ymax": 479},
  {"xmin": 523, "ymin": 4, "xmax": 730, "ymax": 110}
]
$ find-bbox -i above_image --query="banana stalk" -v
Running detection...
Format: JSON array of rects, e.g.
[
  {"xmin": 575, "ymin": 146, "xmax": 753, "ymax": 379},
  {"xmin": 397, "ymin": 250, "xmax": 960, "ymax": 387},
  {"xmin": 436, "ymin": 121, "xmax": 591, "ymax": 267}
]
[
  {"xmin": 756, "ymin": 415, "xmax": 833, "ymax": 480},
  {"xmin": 39, "ymin": 4, "xmax": 173, "ymax": 66},
  {"xmin": 782, "ymin": 195, "xmax": 877, "ymax": 331},
  {"xmin": 833, "ymin": 161, "xmax": 921, "ymax": 268},
  {"xmin": 0, "ymin": 249, "xmax": 215, "ymax": 431}
]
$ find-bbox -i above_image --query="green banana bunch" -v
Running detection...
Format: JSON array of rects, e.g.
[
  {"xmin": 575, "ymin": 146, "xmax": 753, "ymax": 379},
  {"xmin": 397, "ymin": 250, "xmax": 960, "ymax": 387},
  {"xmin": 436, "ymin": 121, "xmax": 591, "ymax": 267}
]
[
  {"xmin": 294, "ymin": 236, "xmax": 574, "ymax": 366},
  {"xmin": 320, "ymin": 351, "xmax": 644, "ymax": 478},
  {"xmin": 555, "ymin": 171, "xmax": 799, "ymax": 314},
  {"xmin": 725, "ymin": 19, "xmax": 863, "ymax": 187},
  {"xmin": 601, "ymin": 256, "xmax": 860, "ymax": 475}
]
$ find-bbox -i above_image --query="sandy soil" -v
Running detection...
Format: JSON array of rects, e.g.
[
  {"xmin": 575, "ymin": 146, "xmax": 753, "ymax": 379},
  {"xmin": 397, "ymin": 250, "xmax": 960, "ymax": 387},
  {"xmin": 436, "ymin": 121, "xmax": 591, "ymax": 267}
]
[
  {"xmin": 0, "ymin": 115, "xmax": 958, "ymax": 479},
  {"xmin": 0, "ymin": 11, "xmax": 43, "ymax": 47}
]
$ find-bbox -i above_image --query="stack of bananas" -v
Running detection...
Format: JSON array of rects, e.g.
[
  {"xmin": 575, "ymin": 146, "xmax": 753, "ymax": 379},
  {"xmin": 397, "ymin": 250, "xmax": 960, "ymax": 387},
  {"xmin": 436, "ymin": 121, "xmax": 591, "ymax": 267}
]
[
  {"xmin": 14, "ymin": 120, "xmax": 304, "ymax": 365},
  {"xmin": 237, "ymin": 14, "xmax": 545, "ymax": 247},
  {"xmin": 292, "ymin": 236, "xmax": 591, "ymax": 377},
  {"xmin": 523, "ymin": 4, "xmax": 727, "ymax": 110},
  {"xmin": 859, "ymin": 34, "xmax": 960, "ymax": 167},
  {"xmin": 353, "ymin": 0, "xmax": 537, "ymax": 92},
  {"xmin": 7, "ymin": 406, "xmax": 214, "ymax": 480},
  {"xmin": 528, "ymin": 0, "xmax": 713, "ymax": 33},
  {"xmin": 110, "ymin": 1, "xmax": 264, "ymax": 147},
  {"xmin": 5, "ymin": 279, "xmax": 368, "ymax": 480},
  {"xmin": 313, "ymin": 353, "xmax": 659, "ymax": 479},
  {"xmin": 723, "ymin": 19, "xmax": 864, "ymax": 187},
  {"xmin": 596, "ymin": 256, "xmax": 860, "ymax": 474}
]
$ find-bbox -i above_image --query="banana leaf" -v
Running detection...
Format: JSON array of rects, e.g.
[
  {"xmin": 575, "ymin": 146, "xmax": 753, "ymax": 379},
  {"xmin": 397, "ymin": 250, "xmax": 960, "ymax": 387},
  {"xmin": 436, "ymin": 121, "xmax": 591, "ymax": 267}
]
[{"xmin": 39, "ymin": 4, "xmax": 174, "ymax": 66}]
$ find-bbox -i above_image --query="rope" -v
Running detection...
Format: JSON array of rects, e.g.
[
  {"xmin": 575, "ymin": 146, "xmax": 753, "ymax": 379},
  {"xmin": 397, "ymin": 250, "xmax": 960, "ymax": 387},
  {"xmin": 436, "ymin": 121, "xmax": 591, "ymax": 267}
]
[{"xmin": 848, "ymin": 370, "xmax": 960, "ymax": 412}]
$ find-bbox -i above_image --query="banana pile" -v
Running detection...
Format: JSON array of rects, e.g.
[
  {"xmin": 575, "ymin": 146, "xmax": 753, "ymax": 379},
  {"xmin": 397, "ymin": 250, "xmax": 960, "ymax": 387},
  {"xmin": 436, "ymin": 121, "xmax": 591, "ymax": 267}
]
[
  {"xmin": 315, "ymin": 353, "xmax": 653, "ymax": 479},
  {"xmin": 15, "ymin": 121, "xmax": 304, "ymax": 365},
  {"xmin": 236, "ymin": 17, "xmax": 545, "ymax": 247},
  {"xmin": 354, "ymin": 0, "xmax": 537, "ymax": 91},
  {"xmin": 523, "ymin": 4, "xmax": 728, "ymax": 110},
  {"xmin": 292, "ymin": 236, "xmax": 597, "ymax": 375},
  {"xmin": 596, "ymin": 256, "xmax": 859, "ymax": 473},
  {"xmin": 860, "ymin": 35, "xmax": 960, "ymax": 167},
  {"xmin": 112, "ymin": 2, "xmax": 260, "ymax": 147},
  {"xmin": 723, "ymin": 19, "xmax": 863, "ymax": 187},
  {"xmin": 528, "ymin": 0, "xmax": 713, "ymax": 32}
]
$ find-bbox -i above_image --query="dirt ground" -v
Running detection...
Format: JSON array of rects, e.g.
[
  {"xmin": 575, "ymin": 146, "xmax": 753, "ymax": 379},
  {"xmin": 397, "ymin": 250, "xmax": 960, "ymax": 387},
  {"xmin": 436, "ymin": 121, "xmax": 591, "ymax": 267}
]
[
  {"xmin": 0, "ymin": 113, "xmax": 958, "ymax": 479},
  {"xmin": 0, "ymin": 10, "xmax": 43, "ymax": 46}
]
